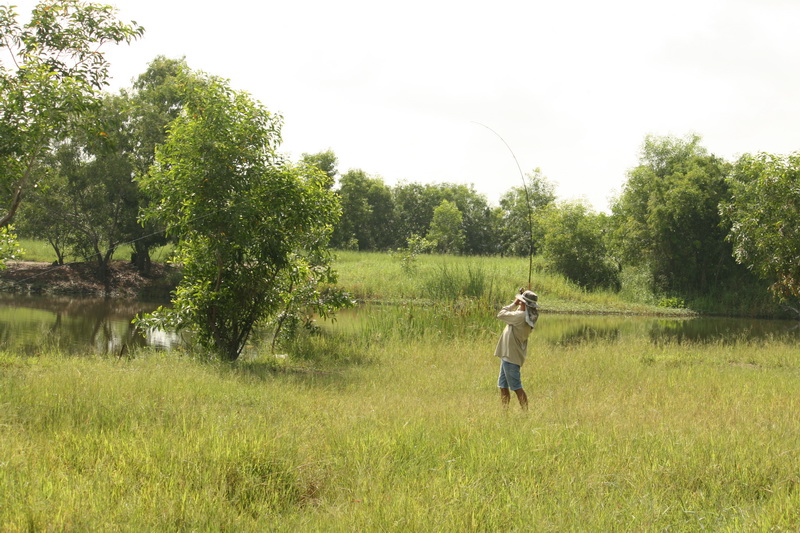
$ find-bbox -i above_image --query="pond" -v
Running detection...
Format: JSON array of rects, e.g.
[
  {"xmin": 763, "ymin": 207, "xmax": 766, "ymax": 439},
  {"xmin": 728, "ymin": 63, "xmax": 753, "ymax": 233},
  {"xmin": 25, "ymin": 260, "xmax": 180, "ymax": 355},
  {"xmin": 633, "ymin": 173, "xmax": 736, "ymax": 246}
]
[
  {"xmin": 0, "ymin": 294, "xmax": 181, "ymax": 355},
  {"xmin": 0, "ymin": 295, "xmax": 797, "ymax": 355}
]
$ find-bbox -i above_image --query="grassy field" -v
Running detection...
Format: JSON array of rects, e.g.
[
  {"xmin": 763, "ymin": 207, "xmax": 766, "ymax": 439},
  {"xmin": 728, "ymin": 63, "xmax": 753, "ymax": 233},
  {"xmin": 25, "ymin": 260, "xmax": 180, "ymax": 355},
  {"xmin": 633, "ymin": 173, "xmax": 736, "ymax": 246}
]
[
  {"xmin": 2, "ymin": 299, "xmax": 799, "ymax": 530},
  {"xmin": 15, "ymin": 239, "xmax": 175, "ymax": 265},
  {"xmin": 332, "ymin": 250, "xmax": 689, "ymax": 316},
  {"xmin": 2, "ymin": 247, "xmax": 797, "ymax": 529}
]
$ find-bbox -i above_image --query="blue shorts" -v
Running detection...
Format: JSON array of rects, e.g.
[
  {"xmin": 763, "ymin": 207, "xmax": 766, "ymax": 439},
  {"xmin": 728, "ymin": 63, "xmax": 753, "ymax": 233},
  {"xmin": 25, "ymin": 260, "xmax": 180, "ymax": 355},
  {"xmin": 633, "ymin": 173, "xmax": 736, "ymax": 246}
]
[{"xmin": 497, "ymin": 360, "xmax": 523, "ymax": 391}]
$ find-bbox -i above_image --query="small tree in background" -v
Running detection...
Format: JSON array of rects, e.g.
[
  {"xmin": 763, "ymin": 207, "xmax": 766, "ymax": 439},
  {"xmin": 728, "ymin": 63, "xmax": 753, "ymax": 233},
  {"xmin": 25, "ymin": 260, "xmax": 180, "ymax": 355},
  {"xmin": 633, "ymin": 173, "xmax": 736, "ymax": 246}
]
[
  {"xmin": 497, "ymin": 169, "xmax": 556, "ymax": 256},
  {"xmin": 542, "ymin": 202, "xmax": 620, "ymax": 291},
  {"xmin": 427, "ymin": 199, "xmax": 465, "ymax": 254}
]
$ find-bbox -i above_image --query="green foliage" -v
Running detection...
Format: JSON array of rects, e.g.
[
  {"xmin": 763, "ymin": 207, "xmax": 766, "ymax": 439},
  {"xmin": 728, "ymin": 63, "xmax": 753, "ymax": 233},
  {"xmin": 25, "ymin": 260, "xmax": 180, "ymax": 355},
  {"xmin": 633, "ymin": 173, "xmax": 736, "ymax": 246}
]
[
  {"xmin": 16, "ymin": 57, "xmax": 188, "ymax": 272},
  {"xmin": 0, "ymin": 225, "xmax": 21, "ymax": 267},
  {"xmin": 301, "ymin": 149, "xmax": 338, "ymax": 181},
  {"xmin": 0, "ymin": 0, "xmax": 143, "ymax": 229},
  {"xmin": 542, "ymin": 202, "xmax": 620, "ymax": 291},
  {"xmin": 390, "ymin": 233, "xmax": 432, "ymax": 275},
  {"xmin": 137, "ymin": 72, "xmax": 342, "ymax": 360},
  {"xmin": 497, "ymin": 169, "xmax": 556, "ymax": 256},
  {"xmin": 392, "ymin": 182, "xmax": 495, "ymax": 255},
  {"xmin": 330, "ymin": 170, "xmax": 395, "ymax": 250},
  {"xmin": 47, "ymin": 93, "xmax": 139, "ymax": 274},
  {"xmin": 724, "ymin": 152, "xmax": 800, "ymax": 302},
  {"xmin": 124, "ymin": 56, "xmax": 192, "ymax": 270},
  {"xmin": 611, "ymin": 134, "xmax": 741, "ymax": 296},
  {"xmin": 426, "ymin": 199, "xmax": 465, "ymax": 254},
  {"xmin": 657, "ymin": 296, "xmax": 686, "ymax": 309}
]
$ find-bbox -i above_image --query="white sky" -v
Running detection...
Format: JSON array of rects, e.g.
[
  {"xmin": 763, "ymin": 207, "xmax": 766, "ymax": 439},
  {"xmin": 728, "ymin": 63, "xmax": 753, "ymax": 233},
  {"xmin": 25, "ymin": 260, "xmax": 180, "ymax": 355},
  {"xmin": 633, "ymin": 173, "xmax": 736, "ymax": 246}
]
[{"xmin": 11, "ymin": 0, "xmax": 800, "ymax": 210}]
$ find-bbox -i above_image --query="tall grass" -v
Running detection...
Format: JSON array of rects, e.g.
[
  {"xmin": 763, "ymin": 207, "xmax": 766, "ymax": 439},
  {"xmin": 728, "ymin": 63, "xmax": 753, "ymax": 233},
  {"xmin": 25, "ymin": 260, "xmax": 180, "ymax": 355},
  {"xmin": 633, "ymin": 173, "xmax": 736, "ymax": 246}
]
[
  {"xmin": 2, "ymin": 312, "xmax": 800, "ymax": 530},
  {"xmin": 333, "ymin": 251, "xmax": 682, "ymax": 315}
]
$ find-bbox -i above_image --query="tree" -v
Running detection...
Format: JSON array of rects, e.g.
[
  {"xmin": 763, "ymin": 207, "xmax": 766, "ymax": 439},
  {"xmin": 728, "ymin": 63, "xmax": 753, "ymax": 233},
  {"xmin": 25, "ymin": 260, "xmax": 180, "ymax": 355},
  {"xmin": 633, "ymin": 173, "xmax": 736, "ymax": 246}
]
[
  {"xmin": 0, "ymin": 0, "xmax": 143, "ymax": 228},
  {"xmin": 723, "ymin": 152, "xmax": 800, "ymax": 302},
  {"xmin": 392, "ymin": 182, "xmax": 495, "ymax": 255},
  {"xmin": 124, "ymin": 56, "xmax": 192, "ymax": 271},
  {"xmin": 48, "ymin": 93, "xmax": 139, "ymax": 278},
  {"xmin": 427, "ymin": 199, "xmax": 465, "ymax": 254},
  {"xmin": 611, "ymin": 134, "xmax": 739, "ymax": 296},
  {"xmin": 15, "ymin": 173, "xmax": 71, "ymax": 264},
  {"xmin": 18, "ymin": 93, "xmax": 141, "ymax": 279},
  {"xmin": 435, "ymin": 183, "xmax": 493, "ymax": 255},
  {"xmin": 541, "ymin": 202, "xmax": 620, "ymax": 291},
  {"xmin": 497, "ymin": 169, "xmax": 556, "ymax": 256},
  {"xmin": 392, "ymin": 182, "xmax": 442, "ymax": 244},
  {"xmin": 302, "ymin": 149, "xmax": 338, "ymax": 181},
  {"xmin": 331, "ymin": 170, "xmax": 394, "ymax": 250},
  {"xmin": 137, "ymin": 72, "xmax": 341, "ymax": 360}
]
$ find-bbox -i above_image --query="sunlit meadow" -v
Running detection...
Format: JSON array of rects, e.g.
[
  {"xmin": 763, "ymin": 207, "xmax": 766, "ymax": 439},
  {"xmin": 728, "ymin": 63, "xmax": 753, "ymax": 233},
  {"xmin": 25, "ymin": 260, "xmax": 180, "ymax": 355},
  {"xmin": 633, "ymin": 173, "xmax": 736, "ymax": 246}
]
[{"xmin": 2, "ymin": 291, "xmax": 800, "ymax": 530}]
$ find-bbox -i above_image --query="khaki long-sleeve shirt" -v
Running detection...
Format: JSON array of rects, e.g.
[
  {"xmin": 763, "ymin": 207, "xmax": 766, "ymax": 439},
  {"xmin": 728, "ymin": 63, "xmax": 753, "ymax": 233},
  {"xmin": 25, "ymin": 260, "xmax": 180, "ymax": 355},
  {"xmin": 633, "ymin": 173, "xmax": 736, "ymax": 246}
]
[{"xmin": 493, "ymin": 303, "xmax": 535, "ymax": 366}]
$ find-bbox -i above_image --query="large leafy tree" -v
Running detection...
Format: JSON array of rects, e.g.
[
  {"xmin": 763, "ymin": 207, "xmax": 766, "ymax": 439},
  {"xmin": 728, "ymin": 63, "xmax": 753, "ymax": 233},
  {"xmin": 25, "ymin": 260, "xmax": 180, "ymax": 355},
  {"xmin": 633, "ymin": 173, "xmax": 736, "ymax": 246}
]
[
  {"xmin": 18, "ymin": 57, "xmax": 190, "ymax": 272},
  {"xmin": 35, "ymin": 93, "xmax": 138, "ymax": 278},
  {"xmin": 611, "ymin": 134, "xmax": 738, "ymax": 296},
  {"xmin": 138, "ymin": 73, "xmax": 341, "ymax": 360},
  {"xmin": 124, "ymin": 56, "xmax": 191, "ymax": 271},
  {"xmin": 723, "ymin": 152, "xmax": 800, "ymax": 302},
  {"xmin": 392, "ymin": 182, "xmax": 495, "ymax": 255},
  {"xmin": 436, "ymin": 183, "xmax": 493, "ymax": 255},
  {"xmin": 0, "ymin": 0, "xmax": 143, "ymax": 227},
  {"xmin": 302, "ymin": 149, "xmax": 338, "ymax": 182}
]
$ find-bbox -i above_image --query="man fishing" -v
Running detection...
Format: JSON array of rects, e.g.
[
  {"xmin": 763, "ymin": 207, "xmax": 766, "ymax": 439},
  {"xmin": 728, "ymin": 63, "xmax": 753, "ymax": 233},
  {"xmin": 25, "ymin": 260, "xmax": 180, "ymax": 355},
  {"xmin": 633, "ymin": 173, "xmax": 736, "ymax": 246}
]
[{"xmin": 494, "ymin": 289, "xmax": 539, "ymax": 410}]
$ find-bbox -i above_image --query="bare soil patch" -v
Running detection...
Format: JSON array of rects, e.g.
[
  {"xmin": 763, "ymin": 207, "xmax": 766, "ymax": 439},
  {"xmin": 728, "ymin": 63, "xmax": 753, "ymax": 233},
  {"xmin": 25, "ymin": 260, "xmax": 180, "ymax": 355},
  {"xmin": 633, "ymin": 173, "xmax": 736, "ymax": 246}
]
[{"xmin": 0, "ymin": 260, "xmax": 179, "ymax": 298}]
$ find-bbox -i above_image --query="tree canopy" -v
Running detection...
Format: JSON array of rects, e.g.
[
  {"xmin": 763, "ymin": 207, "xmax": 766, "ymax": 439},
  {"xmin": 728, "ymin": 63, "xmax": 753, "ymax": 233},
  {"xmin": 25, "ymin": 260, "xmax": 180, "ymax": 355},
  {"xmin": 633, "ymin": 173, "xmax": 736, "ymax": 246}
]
[
  {"xmin": 724, "ymin": 152, "xmax": 800, "ymax": 302},
  {"xmin": 611, "ymin": 134, "xmax": 739, "ymax": 296},
  {"xmin": 0, "ymin": 0, "xmax": 143, "ymax": 227}
]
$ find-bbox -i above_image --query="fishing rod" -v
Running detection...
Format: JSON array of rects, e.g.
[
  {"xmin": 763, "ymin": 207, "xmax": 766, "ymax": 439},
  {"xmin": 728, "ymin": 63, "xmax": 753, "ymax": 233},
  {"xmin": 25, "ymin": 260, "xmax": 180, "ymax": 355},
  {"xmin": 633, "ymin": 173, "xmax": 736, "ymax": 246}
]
[{"xmin": 472, "ymin": 121, "xmax": 534, "ymax": 289}]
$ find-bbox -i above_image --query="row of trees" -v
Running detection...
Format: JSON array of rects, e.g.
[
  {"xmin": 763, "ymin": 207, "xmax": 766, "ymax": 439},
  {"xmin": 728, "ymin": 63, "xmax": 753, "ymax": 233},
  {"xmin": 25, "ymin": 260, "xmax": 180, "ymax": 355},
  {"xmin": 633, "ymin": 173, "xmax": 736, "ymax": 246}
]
[
  {"xmin": 323, "ymin": 165, "xmax": 554, "ymax": 257},
  {"xmin": 324, "ymin": 134, "xmax": 800, "ymax": 310}
]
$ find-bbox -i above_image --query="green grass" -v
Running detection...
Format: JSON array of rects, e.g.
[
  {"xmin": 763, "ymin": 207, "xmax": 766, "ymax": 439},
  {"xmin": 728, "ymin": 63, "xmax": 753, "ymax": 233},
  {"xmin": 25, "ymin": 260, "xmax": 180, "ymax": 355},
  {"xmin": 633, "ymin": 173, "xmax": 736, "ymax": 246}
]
[
  {"xmin": 16, "ymin": 239, "xmax": 175, "ymax": 265},
  {"xmin": 2, "ymin": 308, "xmax": 799, "ymax": 530},
  {"xmin": 333, "ymin": 250, "xmax": 690, "ymax": 315}
]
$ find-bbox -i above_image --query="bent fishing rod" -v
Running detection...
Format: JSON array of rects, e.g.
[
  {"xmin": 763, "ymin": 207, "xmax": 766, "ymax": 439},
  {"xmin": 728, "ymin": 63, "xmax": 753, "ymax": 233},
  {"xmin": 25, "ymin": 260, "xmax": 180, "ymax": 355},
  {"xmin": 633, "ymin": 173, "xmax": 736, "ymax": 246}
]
[{"xmin": 472, "ymin": 121, "xmax": 535, "ymax": 289}]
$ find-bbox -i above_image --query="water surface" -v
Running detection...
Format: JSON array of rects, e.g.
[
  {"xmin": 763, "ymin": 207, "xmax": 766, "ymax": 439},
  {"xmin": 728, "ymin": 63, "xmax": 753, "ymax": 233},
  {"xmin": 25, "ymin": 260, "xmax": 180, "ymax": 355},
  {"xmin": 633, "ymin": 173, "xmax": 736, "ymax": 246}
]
[{"xmin": 0, "ymin": 295, "xmax": 796, "ymax": 355}]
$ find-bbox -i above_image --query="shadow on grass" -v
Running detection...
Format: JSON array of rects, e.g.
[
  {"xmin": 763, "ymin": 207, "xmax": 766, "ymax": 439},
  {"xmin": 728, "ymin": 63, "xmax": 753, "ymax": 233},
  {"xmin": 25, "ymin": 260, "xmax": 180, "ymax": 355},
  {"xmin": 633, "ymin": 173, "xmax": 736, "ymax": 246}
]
[{"xmin": 222, "ymin": 329, "xmax": 373, "ymax": 389}]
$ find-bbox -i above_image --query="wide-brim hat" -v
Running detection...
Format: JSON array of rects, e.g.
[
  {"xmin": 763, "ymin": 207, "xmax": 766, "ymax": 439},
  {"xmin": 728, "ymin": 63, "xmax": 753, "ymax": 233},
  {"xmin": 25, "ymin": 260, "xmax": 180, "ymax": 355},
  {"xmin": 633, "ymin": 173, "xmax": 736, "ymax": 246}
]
[{"xmin": 521, "ymin": 290, "xmax": 539, "ymax": 308}]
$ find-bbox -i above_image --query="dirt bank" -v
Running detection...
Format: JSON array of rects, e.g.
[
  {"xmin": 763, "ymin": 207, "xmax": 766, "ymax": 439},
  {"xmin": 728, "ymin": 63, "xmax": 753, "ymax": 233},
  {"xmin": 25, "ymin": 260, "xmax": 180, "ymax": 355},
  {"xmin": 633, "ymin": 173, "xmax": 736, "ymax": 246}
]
[{"xmin": 0, "ymin": 260, "xmax": 179, "ymax": 298}]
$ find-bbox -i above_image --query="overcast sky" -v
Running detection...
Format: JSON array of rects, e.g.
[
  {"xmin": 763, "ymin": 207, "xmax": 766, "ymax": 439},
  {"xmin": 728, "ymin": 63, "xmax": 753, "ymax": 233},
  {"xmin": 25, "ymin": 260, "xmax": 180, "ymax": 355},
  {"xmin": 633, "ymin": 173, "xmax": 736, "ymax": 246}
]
[{"xmin": 12, "ymin": 0, "xmax": 800, "ymax": 210}]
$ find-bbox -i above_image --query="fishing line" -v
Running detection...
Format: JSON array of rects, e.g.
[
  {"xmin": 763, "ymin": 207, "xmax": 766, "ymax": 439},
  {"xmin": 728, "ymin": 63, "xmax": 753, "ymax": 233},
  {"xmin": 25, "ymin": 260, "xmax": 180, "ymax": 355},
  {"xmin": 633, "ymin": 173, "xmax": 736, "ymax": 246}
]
[{"xmin": 471, "ymin": 121, "xmax": 534, "ymax": 289}]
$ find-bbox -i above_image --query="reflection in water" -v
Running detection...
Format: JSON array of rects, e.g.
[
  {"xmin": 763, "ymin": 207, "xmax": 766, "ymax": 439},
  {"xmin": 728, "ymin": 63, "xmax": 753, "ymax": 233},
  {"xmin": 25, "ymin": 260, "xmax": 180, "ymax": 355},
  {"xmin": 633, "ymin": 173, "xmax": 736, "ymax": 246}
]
[
  {"xmin": 534, "ymin": 314, "xmax": 799, "ymax": 346},
  {"xmin": 0, "ymin": 294, "xmax": 180, "ymax": 355}
]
